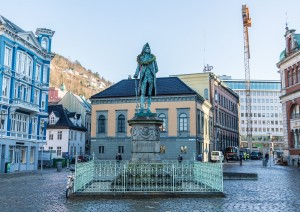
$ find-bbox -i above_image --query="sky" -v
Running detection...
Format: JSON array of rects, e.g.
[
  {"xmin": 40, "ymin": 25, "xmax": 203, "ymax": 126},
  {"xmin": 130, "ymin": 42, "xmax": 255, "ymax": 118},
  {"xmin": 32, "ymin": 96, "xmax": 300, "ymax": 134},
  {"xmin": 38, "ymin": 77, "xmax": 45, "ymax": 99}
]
[{"xmin": 1, "ymin": 0, "xmax": 300, "ymax": 83}]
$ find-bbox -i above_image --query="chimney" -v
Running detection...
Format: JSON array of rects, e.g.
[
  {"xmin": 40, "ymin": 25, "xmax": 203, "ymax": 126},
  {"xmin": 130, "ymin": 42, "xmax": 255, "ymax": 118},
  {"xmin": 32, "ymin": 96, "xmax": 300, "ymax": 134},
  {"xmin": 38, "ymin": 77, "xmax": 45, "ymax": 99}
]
[{"xmin": 128, "ymin": 75, "xmax": 132, "ymax": 79}]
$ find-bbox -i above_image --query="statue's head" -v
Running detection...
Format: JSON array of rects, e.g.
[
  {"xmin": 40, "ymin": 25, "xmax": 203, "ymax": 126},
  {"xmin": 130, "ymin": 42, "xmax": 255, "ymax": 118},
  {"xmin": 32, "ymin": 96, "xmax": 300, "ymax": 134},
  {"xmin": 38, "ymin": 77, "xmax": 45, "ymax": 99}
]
[{"xmin": 142, "ymin": 43, "xmax": 151, "ymax": 54}]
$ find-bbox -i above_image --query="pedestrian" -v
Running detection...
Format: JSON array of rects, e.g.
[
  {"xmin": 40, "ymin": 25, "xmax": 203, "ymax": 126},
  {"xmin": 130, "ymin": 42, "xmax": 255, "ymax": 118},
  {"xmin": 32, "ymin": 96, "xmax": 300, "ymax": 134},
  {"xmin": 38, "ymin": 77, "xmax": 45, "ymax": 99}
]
[
  {"xmin": 239, "ymin": 152, "xmax": 243, "ymax": 166},
  {"xmin": 178, "ymin": 155, "xmax": 183, "ymax": 163},
  {"xmin": 265, "ymin": 152, "xmax": 269, "ymax": 164},
  {"xmin": 197, "ymin": 154, "xmax": 203, "ymax": 162},
  {"xmin": 116, "ymin": 153, "xmax": 122, "ymax": 162}
]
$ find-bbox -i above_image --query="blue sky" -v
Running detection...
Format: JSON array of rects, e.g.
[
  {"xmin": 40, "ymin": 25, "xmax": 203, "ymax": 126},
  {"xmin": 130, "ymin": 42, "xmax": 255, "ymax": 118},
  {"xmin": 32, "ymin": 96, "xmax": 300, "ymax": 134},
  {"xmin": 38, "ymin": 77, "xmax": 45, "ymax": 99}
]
[{"xmin": 1, "ymin": 0, "xmax": 300, "ymax": 83}]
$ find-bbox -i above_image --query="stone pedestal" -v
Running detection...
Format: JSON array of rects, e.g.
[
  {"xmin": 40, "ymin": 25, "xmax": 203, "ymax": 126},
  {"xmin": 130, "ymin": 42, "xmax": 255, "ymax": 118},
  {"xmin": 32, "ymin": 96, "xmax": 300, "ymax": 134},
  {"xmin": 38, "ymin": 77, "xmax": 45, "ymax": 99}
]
[{"xmin": 128, "ymin": 113, "xmax": 163, "ymax": 163}]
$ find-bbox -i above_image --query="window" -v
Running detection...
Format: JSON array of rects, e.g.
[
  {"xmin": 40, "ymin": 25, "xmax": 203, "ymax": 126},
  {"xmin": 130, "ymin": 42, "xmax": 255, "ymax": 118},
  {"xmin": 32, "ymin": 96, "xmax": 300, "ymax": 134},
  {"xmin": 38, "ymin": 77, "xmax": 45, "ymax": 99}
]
[
  {"xmin": 49, "ymin": 131, "xmax": 53, "ymax": 140},
  {"xmin": 34, "ymin": 89, "xmax": 39, "ymax": 105},
  {"xmin": 158, "ymin": 113, "xmax": 166, "ymax": 132},
  {"xmin": 14, "ymin": 82, "xmax": 19, "ymax": 99},
  {"xmin": 50, "ymin": 116, "xmax": 55, "ymax": 124},
  {"xmin": 26, "ymin": 86, "xmax": 31, "ymax": 102},
  {"xmin": 2, "ymin": 77, "xmax": 10, "ymax": 97},
  {"xmin": 36, "ymin": 64, "xmax": 41, "ymax": 81},
  {"xmin": 204, "ymin": 88, "xmax": 208, "ymax": 100},
  {"xmin": 41, "ymin": 92, "xmax": 46, "ymax": 109},
  {"xmin": 117, "ymin": 114, "xmax": 125, "ymax": 132},
  {"xmin": 31, "ymin": 118, "xmax": 37, "ymax": 137},
  {"xmin": 43, "ymin": 66, "xmax": 48, "ymax": 83},
  {"xmin": 160, "ymin": 145, "xmax": 166, "ymax": 154},
  {"xmin": 179, "ymin": 113, "xmax": 188, "ymax": 132},
  {"xmin": 16, "ymin": 51, "xmax": 32, "ymax": 77},
  {"xmin": 99, "ymin": 146, "xmax": 104, "ymax": 154},
  {"xmin": 41, "ymin": 37, "xmax": 48, "ymax": 49},
  {"xmin": 180, "ymin": 146, "xmax": 187, "ymax": 153},
  {"xmin": 57, "ymin": 131, "xmax": 62, "ymax": 140},
  {"xmin": 98, "ymin": 115, "xmax": 105, "ymax": 133},
  {"xmin": 291, "ymin": 105, "xmax": 300, "ymax": 119},
  {"xmin": 57, "ymin": 146, "xmax": 61, "ymax": 156},
  {"xmin": 26, "ymin": 57, "xmax": 32, "ymax": 78},
  {"xmin": 10, "ymin": 113, "xmax": 29, "ymax": 134},
  {"xmin": 4, "ymin": 46, "xmax": 12, "ymax": 68},
  {"xmin": 118, "ymin": 146, "xmax": 124, "ymax": 154}
]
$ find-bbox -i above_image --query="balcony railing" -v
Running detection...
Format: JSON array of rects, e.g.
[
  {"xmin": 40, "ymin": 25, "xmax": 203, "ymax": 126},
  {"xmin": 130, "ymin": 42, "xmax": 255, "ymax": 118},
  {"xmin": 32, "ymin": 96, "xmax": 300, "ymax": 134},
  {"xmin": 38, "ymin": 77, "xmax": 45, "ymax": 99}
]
[
  {"xmin": 11, "ymin": 99, "xmax": 39, "ymax": 113},
  {"xmin": 0, "ymin": 96, "xmax": 10, "ymax": 104}
]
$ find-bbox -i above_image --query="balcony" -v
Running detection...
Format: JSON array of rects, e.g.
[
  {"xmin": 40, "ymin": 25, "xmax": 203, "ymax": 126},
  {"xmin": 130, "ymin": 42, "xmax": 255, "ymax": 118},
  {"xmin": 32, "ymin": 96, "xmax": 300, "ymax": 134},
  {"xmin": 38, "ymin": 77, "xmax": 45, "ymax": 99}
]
[
  {"xmin": 10, "ymin": 99, "xmax": 39, "ymax": 113},
  {"xmin": 0, "ymin": 96, "xmax": 10, "ymax": 105}
]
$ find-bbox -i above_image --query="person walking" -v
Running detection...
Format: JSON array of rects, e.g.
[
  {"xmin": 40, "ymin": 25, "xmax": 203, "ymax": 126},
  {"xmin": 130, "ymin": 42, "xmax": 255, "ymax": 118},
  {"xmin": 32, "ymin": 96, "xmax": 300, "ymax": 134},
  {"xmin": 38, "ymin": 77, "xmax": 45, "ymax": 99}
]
[
  {"xmin": 178, "ymin": 155, "xmax": 183, "ymax": 163},
  {"xmin": 265, "ymin": 152, "xmax": 269, "ymax": 164}
]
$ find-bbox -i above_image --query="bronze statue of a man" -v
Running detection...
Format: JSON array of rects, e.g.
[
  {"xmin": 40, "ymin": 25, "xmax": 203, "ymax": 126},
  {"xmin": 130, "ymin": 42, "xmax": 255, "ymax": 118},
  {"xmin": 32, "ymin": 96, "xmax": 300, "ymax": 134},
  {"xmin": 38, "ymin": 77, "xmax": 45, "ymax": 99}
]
[{"xmin": 134, "ymin": 43, "xmax": 158, "ymax": 113}]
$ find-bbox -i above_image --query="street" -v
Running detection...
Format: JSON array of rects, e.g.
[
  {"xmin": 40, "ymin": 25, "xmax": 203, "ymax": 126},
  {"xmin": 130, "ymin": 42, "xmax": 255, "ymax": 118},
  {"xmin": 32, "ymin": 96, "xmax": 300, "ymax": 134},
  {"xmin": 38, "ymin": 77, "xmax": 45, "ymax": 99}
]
[{"xmin": 0, "ymin": 160, "xmax": 299, "ymax": 212}]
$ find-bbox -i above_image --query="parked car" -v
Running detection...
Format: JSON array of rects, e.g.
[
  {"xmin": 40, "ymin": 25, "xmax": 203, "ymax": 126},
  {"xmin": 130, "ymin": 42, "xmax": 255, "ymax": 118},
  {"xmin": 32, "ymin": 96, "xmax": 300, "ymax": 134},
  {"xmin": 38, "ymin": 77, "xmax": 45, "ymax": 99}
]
[
  {"xmin": 211, "ymin": 151, "xmax": 224, "ymax": 162},
  {"xmin": 250, "ymin": 151, "xmax": 262, "ymax": 160}
]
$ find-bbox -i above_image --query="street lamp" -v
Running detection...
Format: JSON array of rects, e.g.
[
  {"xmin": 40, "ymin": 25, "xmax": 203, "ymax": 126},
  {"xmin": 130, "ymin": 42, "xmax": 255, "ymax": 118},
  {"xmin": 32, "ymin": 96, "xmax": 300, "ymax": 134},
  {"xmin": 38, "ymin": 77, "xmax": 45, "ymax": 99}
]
[
  {"xmin": 0, "ymin": 110, "xmax": 6, "ymax": 137},
  {"xmin": 40, "ymin": 119, "xmax": 45, "ymax": 174},
  {"xmin": 267, "ymin": 133, "xmax": 272, "ymax": 167}
]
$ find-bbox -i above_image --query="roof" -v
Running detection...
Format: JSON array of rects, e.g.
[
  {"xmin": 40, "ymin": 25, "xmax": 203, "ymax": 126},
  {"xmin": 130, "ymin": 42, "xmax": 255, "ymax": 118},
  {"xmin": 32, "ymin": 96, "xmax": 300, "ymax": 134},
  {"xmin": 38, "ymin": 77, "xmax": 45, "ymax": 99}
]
[
  {"xmin": 0, "ymin": 15, "xmax": 25, "ymax": 33},
  {"xmin": 48, "ymin": 105, "xmax": 87, "ymax": 131},
  {"xmin": 91, "ymin": 77, "xmax": 198, "ymax": 99}
]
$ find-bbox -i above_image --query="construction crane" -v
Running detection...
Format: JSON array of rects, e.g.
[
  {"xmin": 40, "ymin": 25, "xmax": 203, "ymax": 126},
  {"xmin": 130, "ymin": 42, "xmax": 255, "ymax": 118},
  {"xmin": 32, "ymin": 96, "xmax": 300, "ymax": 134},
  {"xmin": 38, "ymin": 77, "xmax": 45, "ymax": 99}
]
[{"xmin": 242, "ymin": 5, "xmax": 252, "ymax": 149}]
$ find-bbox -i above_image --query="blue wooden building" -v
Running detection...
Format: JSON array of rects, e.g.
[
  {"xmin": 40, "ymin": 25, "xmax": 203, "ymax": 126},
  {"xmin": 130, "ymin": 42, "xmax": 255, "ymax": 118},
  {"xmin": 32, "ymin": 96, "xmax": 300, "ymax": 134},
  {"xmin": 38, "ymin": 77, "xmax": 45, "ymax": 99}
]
[{"xmin": 0, "ymin": 15, "xmax": 54, "ymax": 172}]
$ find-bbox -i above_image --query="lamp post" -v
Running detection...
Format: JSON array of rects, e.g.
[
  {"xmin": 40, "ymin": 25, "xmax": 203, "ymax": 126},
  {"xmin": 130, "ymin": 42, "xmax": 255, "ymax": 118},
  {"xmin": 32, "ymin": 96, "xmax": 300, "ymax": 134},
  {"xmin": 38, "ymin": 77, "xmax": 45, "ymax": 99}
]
[
  {"xmin": 267, "ymin": 133, "xmax": 272, "ymax": 167},
  {"xmin": 40, "ymin": 119, "xmax": 45, "ymax": 174},
  {"xmin": 0, "ymin": 110, "xmax": 6, "ymax": 139},
  {"xmin": 0, "ymin": 110, "xmax": 6, "ymax": 172}
]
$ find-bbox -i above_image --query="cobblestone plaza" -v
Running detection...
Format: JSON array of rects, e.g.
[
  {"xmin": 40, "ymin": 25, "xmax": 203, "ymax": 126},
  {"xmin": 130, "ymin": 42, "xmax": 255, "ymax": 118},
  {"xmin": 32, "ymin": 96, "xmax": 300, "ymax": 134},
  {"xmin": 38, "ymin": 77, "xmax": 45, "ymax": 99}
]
[{"xmin": 0, "ymin": 160, "xmax": 299, "ymax": 212}]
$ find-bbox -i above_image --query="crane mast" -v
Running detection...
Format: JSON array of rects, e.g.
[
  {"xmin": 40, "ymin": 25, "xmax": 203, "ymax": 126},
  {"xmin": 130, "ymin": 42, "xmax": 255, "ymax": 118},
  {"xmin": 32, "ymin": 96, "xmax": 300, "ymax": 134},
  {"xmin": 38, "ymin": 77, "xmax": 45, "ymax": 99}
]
[{"xmin": 242, "ymin": 5, "xmax": 252, "ymax": 148}]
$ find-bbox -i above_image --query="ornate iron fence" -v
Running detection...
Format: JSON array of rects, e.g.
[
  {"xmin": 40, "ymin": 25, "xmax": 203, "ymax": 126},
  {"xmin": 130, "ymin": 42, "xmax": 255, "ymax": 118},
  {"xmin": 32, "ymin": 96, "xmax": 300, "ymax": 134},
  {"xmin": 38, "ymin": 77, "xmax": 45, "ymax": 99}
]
[{"xmin": 74, "ymin": 160, "xmax": 223, "ymax": 194}]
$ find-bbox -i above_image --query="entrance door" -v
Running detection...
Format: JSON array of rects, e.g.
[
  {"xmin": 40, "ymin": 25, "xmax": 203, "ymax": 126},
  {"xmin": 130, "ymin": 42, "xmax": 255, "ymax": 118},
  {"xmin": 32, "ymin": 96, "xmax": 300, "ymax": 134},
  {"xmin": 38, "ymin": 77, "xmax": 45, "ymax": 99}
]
[{"xmin": 14, "ymin": 149, "xmax": 21, "ymax": 171}]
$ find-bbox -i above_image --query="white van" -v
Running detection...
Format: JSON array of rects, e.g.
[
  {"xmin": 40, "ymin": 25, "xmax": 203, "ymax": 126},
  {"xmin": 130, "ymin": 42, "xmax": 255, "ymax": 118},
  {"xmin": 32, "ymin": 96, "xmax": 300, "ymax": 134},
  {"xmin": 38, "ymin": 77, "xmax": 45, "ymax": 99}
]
[{"xmin": 211, "ymin": 151, "xmax": 224, "ymax": 162}]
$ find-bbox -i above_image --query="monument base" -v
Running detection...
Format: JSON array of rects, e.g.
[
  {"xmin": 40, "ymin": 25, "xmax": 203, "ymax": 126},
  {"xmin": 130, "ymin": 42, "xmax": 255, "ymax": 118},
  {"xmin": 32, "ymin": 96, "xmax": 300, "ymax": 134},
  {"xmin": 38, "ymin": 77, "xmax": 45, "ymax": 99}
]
[{"xmin": 128, "ymin": 114, "xmax": 163, "ymax": 163}]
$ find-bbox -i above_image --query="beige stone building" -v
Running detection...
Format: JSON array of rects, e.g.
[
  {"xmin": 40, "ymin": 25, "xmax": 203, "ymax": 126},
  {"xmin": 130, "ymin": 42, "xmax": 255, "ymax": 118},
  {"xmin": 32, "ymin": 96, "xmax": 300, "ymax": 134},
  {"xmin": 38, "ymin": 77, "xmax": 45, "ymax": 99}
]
[
  {"xmin": 90, "ymin": 77, "xmax": 213, "ymax": 161},
  {"xmin": 174, "ymin": 73, "xmax": 240, "ymax": 152}
]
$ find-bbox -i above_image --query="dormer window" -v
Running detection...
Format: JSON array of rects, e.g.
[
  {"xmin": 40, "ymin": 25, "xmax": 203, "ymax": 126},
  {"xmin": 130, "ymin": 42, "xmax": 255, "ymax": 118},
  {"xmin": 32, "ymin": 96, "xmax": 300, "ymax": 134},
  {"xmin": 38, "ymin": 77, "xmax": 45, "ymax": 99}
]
[
  {"xmin": 41, "ymin": 37, "xmax": 48, "ymax": 50},
  {"xmin": 50, "ymin": 116, "xmax": 55, "ymax": 124}
]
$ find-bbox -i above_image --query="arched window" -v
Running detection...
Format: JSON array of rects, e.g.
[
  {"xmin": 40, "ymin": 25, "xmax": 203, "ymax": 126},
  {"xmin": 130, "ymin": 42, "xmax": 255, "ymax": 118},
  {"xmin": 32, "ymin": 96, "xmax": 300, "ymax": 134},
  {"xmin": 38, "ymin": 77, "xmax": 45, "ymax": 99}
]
[
  {"xmin": 98, "ymin": 115, "xmax": 105, "ymax": 133},
  {"xmin": 41, "ymin": 37, "xmax": 48, "ymax": 50},
  {"xmin": 158, "ymin": 113, "xmax": 166, "ymax": 132},
  {"xmin": 179, "ymin": 113, "xmax": 188, "ymax": 132},
  {"xmin": 291, "ymin": 105, "xmax": 300, "ymax": 119},
  {"xmin": 117, "ymin": 114, "xmax": 125, "ymax": 132}
]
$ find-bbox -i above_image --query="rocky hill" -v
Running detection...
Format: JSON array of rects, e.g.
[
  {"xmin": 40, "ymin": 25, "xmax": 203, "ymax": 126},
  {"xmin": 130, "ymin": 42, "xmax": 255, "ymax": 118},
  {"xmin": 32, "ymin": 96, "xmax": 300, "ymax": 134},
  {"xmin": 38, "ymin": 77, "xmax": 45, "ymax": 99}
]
[{"xmin": 50, "ymin": 54, "xmax": 113, "ymax": 98}]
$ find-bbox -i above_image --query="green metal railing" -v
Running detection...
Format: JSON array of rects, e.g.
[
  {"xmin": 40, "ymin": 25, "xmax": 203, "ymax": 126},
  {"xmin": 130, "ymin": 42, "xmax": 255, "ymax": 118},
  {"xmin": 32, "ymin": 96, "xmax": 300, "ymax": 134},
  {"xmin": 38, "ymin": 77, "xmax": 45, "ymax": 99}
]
[{"xmin": 74, "ymin": 160, "xmax": 223, "ymax": 194}]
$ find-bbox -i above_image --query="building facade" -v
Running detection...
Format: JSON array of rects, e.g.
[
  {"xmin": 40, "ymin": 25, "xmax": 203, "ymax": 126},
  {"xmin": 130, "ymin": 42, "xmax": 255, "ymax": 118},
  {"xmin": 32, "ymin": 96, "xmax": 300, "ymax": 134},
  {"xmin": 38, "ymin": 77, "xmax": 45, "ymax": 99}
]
[
  {"xmin": 46, "ymin": 105, "xmax": 87, "ymax": 159},
  {"xmin": 221, "ymin": 76, "xmax": 284, "ymax": 153},
  {"xmin": 90, "ymin": 77, "xmax": 213, "ymax": 162},
  {"xmin": 174, "ymin": 73, "xmax": 240, "ymax": 153},
  {"xmin": 0, "ymin": 16, "xmax": 54, "ymax": 172},
  {"xmin": 277, "ymin": 26, "xmax": 300, "ymax": 159},
  {"xmin": 58, "ymin": 91, "xmax": 91, "ymax": 154}
]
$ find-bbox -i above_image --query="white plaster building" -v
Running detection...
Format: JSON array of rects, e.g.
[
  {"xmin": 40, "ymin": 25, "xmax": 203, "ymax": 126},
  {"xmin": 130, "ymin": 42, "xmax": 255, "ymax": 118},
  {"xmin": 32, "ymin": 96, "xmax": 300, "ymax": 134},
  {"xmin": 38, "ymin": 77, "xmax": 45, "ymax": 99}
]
[{"xmin": 45, "ymin": 104, "xmax": 87, "ymax": 159}]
